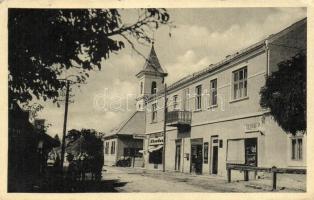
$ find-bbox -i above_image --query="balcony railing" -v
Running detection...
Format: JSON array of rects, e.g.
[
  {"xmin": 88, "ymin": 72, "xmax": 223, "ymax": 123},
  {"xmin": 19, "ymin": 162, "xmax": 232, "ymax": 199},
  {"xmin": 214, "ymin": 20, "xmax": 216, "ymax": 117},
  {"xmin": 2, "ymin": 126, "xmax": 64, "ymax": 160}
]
[{"xmin": 166, "ymin": 110, "xmax": 192, "ymax": 127}]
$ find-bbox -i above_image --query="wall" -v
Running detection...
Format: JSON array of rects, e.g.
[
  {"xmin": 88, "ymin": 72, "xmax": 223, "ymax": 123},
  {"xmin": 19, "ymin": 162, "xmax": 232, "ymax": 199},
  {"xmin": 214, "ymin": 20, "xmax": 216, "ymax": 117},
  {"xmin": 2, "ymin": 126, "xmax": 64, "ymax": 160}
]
[
  {"xmin": 145, "ymin": 48, "xmax": 267, "ymax": 135},
  {"xmin": 142, "ymin": 19, "xmax": 307, "ymax": 177}
]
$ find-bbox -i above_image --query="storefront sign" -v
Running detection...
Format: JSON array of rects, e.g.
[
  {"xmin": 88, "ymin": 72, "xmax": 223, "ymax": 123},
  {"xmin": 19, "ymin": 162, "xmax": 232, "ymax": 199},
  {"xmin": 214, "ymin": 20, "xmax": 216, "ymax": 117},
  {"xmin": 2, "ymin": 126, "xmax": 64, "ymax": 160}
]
[
  {"xmin": 133, "ymin": 134, "xmax": 146, "ymax": 139},
  {"xmin": 149, "ymin": 137, "xmax": 164, "ymax": 146},
  {"xmin": 245, "ymin": 122, "xmax": 261, "ymax": 133}
]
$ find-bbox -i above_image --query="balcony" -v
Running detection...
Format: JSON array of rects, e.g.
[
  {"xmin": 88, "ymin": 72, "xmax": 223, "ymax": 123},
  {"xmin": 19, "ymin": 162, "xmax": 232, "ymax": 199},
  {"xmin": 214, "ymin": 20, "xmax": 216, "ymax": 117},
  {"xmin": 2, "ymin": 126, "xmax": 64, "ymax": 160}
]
[{"xmin": 166, "ymin": 110, "xmax": 192, "ymax": 127}]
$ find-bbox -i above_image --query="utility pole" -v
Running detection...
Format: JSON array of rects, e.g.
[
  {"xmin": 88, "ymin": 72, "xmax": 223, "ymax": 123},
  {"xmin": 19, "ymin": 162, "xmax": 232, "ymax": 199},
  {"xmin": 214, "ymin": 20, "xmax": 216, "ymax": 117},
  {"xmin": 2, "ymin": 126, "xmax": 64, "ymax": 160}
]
[
  {"xmin": 162, "ymin": 83, "xmax": 167, "ymax": 172},
  {"xmin": 60, "ymin": 80, "xmax": 70, "ymax": 169}
]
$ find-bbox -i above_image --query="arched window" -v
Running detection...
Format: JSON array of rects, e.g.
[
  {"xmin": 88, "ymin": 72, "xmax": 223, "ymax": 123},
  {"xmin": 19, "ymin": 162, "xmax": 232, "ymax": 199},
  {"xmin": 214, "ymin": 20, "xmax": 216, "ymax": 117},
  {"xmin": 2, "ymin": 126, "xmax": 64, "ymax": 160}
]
[
  {"xmin": 151, "ymin": 81, "xmax": 157, "ymax": 94},
  {"xmin": 140, "ymin": 82, "xmax": 143, "ymax": 94}
]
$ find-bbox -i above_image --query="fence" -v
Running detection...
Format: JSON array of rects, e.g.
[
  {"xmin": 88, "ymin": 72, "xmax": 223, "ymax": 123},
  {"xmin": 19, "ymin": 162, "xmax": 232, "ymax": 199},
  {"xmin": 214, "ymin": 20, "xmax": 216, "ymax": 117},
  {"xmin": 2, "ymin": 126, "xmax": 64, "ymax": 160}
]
[{"xmin": 226, "ymin": 164, "xmax": 306, "ymax": 191}]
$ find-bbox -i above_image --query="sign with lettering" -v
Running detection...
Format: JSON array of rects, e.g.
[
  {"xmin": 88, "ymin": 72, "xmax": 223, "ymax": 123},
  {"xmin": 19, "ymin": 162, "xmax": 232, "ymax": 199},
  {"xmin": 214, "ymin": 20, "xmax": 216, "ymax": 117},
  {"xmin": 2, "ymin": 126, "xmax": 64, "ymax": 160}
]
[
  {"xmin": 133, "ymin": 134, "xmax": 146, "ymax": 139},
  {"xmin": 149, "ymin": 137, "xmax": 164, "ymax": 146},
  {"xmin": 245, "ymin": 122, "xmax": 261, "ymax": 133}
]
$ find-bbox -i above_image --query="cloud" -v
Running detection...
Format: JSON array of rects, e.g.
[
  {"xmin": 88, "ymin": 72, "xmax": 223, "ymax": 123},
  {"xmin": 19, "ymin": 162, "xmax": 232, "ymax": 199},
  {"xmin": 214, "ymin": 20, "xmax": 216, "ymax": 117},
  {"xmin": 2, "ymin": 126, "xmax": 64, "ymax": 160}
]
[
  {"xmin": 165, "ymin": 50, "xmax": 210, "ymax": 84},
  {"xmin": 162, "ymin": 8, "xmax": 305, "ymax": 85},
  {"xmin": 36, "ymin": 8, "xmax": 306, "ymax": 137}
]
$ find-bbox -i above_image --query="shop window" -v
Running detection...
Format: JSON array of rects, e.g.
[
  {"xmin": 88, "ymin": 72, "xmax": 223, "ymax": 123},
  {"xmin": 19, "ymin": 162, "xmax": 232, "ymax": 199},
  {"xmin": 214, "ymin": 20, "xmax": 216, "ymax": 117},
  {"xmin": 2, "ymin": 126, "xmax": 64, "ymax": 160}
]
[
  {"xmin": 227, "ymin": 138, "xmax": 257, "ymax": 166},
  {"xmin": 124, "ymin": 148, "xmax": 142, "ymax": 157},
  {"xmin": 149, "ymin": 147, "xmax": 163, "ymax": 164},
  {"xmin": 291, "ymin": 137, "xmax": 303, "ymax": 160},
  {"xmin": 232, "ymin": 67, "xmax": 248, "ymax": 100},
  {"xmin": 245, "ymin": 138, "xmax": 257, "ymax": 166}
]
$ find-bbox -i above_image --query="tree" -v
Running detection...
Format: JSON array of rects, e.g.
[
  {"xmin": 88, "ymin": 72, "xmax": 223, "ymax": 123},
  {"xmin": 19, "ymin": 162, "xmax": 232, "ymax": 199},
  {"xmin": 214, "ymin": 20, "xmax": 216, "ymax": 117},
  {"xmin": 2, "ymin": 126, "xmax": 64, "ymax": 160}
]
[
  {"xmin": 66, "ymin": 129, "xmax": 81, "ymax": 145},
  {"xmin": 260, "ymin": 52, "xmax": 306, "ymax": 135},
  {"xmin": 65, "ymin": 128, "xmax": 103, "ymax": 158},
  {"xmin": 9, "ymin": 9, "xmax": 170, "ymax": 103}
]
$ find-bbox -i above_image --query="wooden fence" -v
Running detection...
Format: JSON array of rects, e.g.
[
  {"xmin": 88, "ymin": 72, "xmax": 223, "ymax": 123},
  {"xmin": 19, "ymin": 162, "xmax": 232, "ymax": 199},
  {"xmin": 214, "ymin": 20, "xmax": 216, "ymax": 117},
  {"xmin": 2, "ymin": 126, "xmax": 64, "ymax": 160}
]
[{"xmin": 226, "ymin": 164, "xmax": 306, "ymax": 191}]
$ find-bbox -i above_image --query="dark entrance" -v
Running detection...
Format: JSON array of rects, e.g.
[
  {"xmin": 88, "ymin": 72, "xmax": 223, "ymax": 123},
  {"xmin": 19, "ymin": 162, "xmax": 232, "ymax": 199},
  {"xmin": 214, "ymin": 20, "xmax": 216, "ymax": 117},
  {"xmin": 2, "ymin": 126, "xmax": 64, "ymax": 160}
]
[
  {"xmin": 190, "ymin": 142, "xmax": 203, "ymax": 174},
  {"xmin": 212, "ymin": 146, "xmax": 218, "ymax": 174},
  {"xmin": 211, "ymin": 136, "xmax": 219, "ymax": 174},
  {"xmin": 175, "ymin": 144, "xmax": 181, "ymax": 171}
]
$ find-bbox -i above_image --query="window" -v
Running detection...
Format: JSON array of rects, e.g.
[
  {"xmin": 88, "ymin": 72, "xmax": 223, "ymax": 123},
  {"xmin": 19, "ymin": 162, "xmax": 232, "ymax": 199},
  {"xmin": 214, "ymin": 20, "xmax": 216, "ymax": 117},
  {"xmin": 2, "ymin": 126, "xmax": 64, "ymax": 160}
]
[
  {"xmin": 151, "ymin": 81, "xmax": 157, "ymax": 94},
  {"xmin": 173, "ymin": 95, "xmax": 179, "ymax": 110},
  {"xmin": 140, "ymin": 82, "xmax": 143, "ymax": 94},
  {"xmin": 111, "ymin": 141, "xmax": 116, "ymax": 154},
  {"xmin": 105, "ymin": 142, "xmax": 109, "ymax": 154},
  {"xmin": 291, "ymin": 138, "xmax": 303, "ymax": 160},
  {"xmin": 210, "ymin": 79, "xmax": 217, "ymax": 106},
  {"xmin": 232, "ymin": 67, "xmax": 247, "ymax": 100},
  {"xmin": 152, "ymin": 103, "xmax": 157, "ymax": 122},
  {"xmin": 149, "ymin": 147, "xmax": 163, "ymax": 164},
  {"xmin": 124, "ymin": 148, "xmax": 142, "ymax": 157},
  {"xmin": 195, "ymin": 85, "xmax": 202, "ymax": 110},
  {"xmin": 182, "ymin": 88, "xmax": 190, "ymax": 111},
  {"xmin": 227, "ymin": 138, "xmax": 257, "ymax": 166},
  {"xmin": 245, "ymin": 138, "xmax": 257, "ymax": 166}
]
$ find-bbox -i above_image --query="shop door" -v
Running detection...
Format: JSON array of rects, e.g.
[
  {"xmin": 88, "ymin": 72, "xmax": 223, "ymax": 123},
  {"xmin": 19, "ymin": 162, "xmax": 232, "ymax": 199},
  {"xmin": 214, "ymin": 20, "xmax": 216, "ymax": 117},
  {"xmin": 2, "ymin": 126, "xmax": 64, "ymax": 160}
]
[
  {"xmin": 212, "ymin": 146, "xmax": 218, "ymax": 174},
  {"xmin": 190, "ymin": 144, "xmax": 203, "ymax": 174},
  {"xmin": 175, "ymin": 144, "xmax": 181, "ymax": 171},
  {"xmin": 211, "ymin": 137, "xmax": 219, "ymax": 174}
]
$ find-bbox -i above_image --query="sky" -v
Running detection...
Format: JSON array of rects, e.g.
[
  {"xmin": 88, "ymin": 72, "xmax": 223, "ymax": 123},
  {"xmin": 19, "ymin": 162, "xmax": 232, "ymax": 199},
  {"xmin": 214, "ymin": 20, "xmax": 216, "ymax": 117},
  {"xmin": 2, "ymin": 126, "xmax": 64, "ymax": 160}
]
[{"xmin": 36, "ymin": 8, "xmax": 306, "ymax": 137}]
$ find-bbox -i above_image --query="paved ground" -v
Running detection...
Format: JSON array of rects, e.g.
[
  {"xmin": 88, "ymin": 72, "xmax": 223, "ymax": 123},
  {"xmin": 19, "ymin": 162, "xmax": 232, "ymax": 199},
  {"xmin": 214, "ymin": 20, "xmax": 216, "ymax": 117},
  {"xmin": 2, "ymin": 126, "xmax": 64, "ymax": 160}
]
[{"xmin": 102, "ymin": 166, "xmax": 306, "ymax": 192}]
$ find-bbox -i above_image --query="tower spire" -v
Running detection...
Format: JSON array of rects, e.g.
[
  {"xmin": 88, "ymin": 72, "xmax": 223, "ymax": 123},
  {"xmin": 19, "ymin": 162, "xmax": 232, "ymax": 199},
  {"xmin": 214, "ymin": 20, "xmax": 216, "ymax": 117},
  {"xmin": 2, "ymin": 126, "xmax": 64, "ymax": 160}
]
[{"xmin": 152, "ymin": 31, "xmax": 155, "ymax": 46}]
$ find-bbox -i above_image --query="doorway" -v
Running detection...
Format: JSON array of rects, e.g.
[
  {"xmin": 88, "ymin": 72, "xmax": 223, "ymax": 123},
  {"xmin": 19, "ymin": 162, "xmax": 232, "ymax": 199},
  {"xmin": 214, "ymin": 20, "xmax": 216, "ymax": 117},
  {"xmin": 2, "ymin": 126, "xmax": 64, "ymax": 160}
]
[
  {"xmin": 190, "ymin": 138, "xmax": 203, "ymax": 174},
  {"xmin": 175, "ymin": 143, "xmax": 181, "ymax": 171},
  {"xmin": 211, "ymin": 136, "xmax": 219, "ymax": 174}
]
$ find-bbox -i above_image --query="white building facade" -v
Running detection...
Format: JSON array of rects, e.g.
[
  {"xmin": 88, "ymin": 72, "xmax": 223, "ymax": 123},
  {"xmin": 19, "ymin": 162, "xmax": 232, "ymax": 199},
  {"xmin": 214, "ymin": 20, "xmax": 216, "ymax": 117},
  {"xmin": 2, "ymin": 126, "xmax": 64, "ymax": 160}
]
[{"xmin": 137, "ymin": 18, "xmax": 306, "ymax": 177}]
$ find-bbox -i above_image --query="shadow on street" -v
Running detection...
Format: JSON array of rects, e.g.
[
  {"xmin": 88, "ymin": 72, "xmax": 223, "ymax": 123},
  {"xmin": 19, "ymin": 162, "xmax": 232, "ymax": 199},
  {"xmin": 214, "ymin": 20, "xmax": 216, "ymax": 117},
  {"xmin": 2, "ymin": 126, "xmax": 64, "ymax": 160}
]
[{"xmin": 33, "ymin": 178, "xmax": 128, "ymax": 193}]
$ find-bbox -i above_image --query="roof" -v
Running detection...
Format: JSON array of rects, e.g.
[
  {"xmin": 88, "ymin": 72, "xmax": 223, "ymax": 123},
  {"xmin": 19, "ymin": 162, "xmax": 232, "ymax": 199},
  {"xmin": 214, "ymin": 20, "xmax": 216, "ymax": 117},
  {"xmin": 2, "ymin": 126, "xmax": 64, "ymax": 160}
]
[
  {"xmin": 105, "ymin": 111, "xmax": 145, "ymax": 139},
  {"xmin": 136, "ymin": 43, "xmax": 168, "ymax": 77},
  {"xmin": 147, "ymin": 17, "xmax": 306, "ymax": 100}
]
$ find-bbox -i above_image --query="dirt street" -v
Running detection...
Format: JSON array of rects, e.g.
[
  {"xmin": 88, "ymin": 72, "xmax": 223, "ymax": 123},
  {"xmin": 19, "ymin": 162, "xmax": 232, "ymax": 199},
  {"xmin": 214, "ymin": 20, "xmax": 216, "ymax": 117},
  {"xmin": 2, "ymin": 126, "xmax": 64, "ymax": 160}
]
[{"xmin": 102, "ymin": 166, "xmax": 306, "ymax": 192}]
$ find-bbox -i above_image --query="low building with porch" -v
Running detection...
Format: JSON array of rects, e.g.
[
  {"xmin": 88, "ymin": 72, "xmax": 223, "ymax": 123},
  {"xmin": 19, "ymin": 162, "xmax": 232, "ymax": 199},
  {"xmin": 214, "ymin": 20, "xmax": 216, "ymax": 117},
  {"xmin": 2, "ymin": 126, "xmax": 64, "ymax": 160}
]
[{"xmin": 103, "ymin": 111, "xmax": 145, "ymax": 167}]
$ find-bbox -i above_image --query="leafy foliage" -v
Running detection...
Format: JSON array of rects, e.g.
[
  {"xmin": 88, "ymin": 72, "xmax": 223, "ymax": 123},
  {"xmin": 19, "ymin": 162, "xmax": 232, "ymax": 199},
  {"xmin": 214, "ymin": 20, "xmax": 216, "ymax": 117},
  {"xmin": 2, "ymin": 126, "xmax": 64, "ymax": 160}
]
[
  {"xmin": 9, "ymin": 9, "xmax": 170, "ymax": 103},
  {"xmin": 66, "ymin": 128, "xmax": 104, "ymax": 157},
  {"xmin": 260, "ymin": 52, "xmax": 306, "ymax": 134}
]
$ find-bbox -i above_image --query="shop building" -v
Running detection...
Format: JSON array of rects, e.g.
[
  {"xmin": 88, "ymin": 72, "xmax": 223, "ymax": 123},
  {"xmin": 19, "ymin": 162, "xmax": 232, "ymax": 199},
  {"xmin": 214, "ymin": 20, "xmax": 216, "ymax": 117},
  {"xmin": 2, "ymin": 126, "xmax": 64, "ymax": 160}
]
[
  {"xmin": 103, "ymin": 111, "xmax": 145, "ymax": 167},
  {"xmin": 138, "ymin": 18, "xmax": 306, "ymax": 177}
]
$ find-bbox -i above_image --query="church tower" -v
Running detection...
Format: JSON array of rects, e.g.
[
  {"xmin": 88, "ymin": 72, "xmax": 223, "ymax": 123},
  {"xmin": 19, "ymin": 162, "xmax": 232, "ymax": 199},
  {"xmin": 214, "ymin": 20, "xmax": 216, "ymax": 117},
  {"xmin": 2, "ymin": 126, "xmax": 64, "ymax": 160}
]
[{"xmin": 135, "ymin": 43, "xmax": 167, "ymax": 111}]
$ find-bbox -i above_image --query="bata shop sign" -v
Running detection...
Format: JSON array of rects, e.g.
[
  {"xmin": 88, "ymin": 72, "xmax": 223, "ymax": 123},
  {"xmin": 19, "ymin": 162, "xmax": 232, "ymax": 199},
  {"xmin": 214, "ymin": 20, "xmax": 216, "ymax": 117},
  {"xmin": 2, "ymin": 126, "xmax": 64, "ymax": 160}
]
[
  {"xmin": 149, "ymin": 137, "xmax": 164, "ymax": 146},
  {"xmin": 245, "ymin": 122, "xmax": 261, "ymax": 133}
]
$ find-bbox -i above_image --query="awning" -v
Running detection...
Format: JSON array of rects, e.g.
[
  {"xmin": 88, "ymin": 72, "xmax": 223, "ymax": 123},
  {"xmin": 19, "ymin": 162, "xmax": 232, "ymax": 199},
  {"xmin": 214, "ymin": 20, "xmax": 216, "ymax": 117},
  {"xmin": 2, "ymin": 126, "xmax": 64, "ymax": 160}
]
[
  {"xmin": 148, "ymin": 145, "xmax": 163, "ymax": 153},
  {"xmin": 138, "ymin": 150, "xmax": 145, "ymax": 154}
]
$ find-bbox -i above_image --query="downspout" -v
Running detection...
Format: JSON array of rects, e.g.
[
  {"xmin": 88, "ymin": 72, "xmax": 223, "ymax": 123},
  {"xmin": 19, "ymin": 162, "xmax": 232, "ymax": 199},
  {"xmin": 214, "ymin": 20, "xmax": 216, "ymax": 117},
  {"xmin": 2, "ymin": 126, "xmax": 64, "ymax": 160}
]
[
  {"xmin": 265, "ymin": 39, "xmax": 270, "ymax": 76},
  {"xmin": 182, "ymin": 138, "xmax": 184, "ymax": 173}
]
